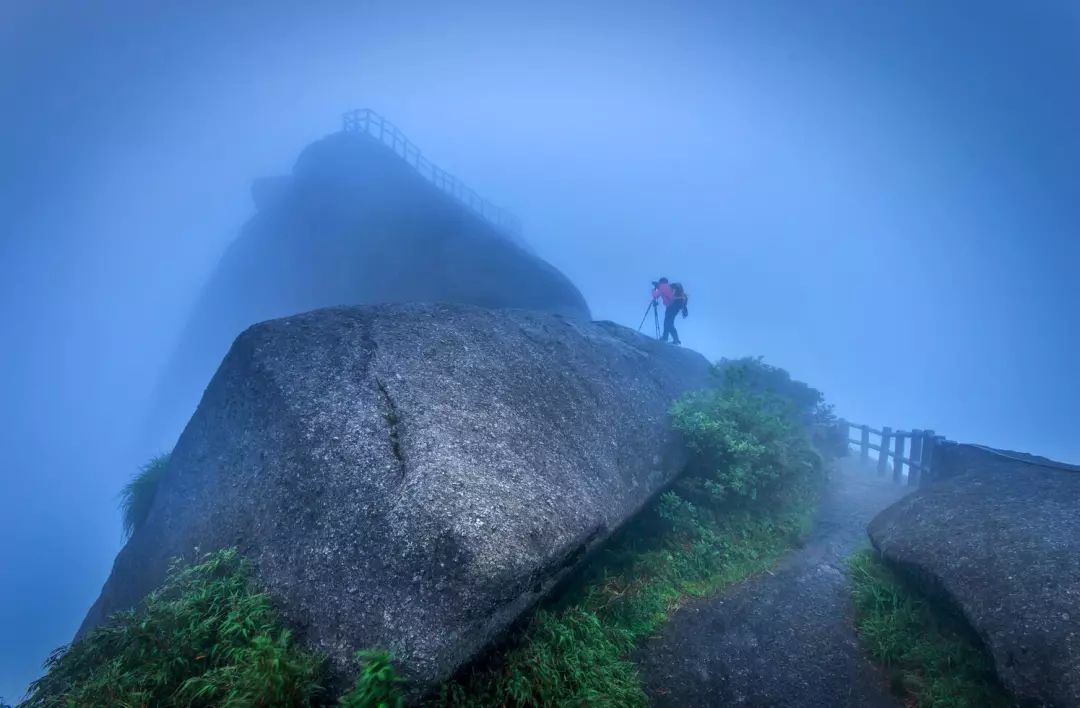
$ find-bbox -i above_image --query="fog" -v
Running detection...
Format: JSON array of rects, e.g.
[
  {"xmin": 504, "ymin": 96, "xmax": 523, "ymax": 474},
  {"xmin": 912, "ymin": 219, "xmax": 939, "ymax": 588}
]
[{"xmin": 2, "ymin": 0, "xmax": 1078, "ymax": 699}]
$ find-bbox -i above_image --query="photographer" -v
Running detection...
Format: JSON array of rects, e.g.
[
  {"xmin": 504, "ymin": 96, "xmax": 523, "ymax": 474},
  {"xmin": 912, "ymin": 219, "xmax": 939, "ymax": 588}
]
[{"xmin": 650, "ymin": 277, "xmax": 689, "ymax": 345}]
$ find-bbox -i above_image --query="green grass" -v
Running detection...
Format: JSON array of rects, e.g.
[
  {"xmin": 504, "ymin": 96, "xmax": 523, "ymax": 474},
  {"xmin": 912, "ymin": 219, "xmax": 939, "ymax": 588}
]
[
  {"xmin": 119, "ymin": 453, "xmax": 171, "ymax": 538},
  {"xmin": 849, "ymin": 550, "xmax": 1011, "ymax": 708},
  {"xmin": 22, "ymin": 549, "xmax": 406, "ymax": 708},
  {"xmin": 339, "ymin": 650, "xmax": 406, "ymax": 708},
  {"xmin": 22, "ymin": 548, "xmax": 326, "ymax": 707},
  {"xmin": 433, "ymin": 499, "xmax": 816, "ymax": 707}
]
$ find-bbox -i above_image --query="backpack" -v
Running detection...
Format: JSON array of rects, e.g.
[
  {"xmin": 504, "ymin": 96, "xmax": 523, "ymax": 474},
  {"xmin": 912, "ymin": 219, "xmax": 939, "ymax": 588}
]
[{"xmin": 672, "ymin": 283, "xmax": 689, "ymax": 314}]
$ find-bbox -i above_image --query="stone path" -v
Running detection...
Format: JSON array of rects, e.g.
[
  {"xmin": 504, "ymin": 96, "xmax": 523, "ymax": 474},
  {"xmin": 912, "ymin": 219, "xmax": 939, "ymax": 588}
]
[{"xmin": 635, "ymin": 457, "xmax": 910, "ymax": 707}]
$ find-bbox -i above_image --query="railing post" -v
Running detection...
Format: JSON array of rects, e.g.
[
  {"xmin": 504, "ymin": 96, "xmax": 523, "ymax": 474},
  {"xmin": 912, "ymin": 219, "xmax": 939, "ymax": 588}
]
[
  {"xmin": 877, "ymin": 426, "xmax": 892, "ymax": 476},
  {"xmin": 931, "ymin": 434, "xmax": 946, "ymax": 484},
  {"xmin": 860, "ymin": 425, "xmax": 870, "ymax": 461},
  {"xmin": 838, "ymin": 420, "xmax": 850, "ymax": 455},
  {"xmin": 920, "ymin": 430, "xmax": 936, "ymax": 484},
  {"xmin": 892, "ymin": 432, "xmax": 906, "ymax": 483},
  {"xmin": 908, "ymin": 429, "xmax": 923, "ymax": 486}
]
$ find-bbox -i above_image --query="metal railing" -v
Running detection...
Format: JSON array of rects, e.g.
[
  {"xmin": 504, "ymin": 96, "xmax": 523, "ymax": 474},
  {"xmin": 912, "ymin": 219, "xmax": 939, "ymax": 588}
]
[
  {"xmin": 839, "ymin": 421, "xmax": 945, "ymax": 487},
  {"xmin": 840, "ymin": 421, "xmax": 1079, "ymax": 488},
  {"xmin": 342, "ymin": 109, "xmax": 523, "ymax": 239}
]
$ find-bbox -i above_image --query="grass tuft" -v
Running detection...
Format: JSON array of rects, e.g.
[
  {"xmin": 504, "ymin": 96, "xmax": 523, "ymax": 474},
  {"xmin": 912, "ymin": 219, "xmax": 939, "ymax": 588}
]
[
  {"xmin": 434, "ymin": 504, "xmax": 816, "ymax": 707},
  {"xmin": 22, "ymin": 548, "xmax": 326, "ymax": 707},
  {"xmin": 22, "ymin": 546, "xmax": 409, "ymax": 707},
  {"xmin": 849, "ymin": 549, "xmax": 1011, "ymax": 708},
  {"xmin": 339, "ymin": 650, "xmax": 406, "ymax": 708},
  {"xmin": 119, "ymin": 453, "xmax": 171, "ymax": 538}
]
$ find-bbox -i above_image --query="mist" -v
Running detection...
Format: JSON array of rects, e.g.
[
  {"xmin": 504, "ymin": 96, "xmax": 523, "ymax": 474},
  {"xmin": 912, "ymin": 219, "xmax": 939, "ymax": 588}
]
[{"xmin": 2, "ymin": 0, "xmax": 1078, "ymax": 700}]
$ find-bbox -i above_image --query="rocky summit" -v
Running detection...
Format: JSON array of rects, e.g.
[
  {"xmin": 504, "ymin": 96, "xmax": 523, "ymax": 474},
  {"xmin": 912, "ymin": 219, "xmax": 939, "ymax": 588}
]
[
  {"xmin": 149, "ymin": 130, "xmax": 590, "ymax": 444},
  {"xmin": 868, "ymin": 445, "xmax": 1080, "ymax": 707},
  {"xmin": 81, "ymin": 303, "xmax": 710, "ymax": 697}
]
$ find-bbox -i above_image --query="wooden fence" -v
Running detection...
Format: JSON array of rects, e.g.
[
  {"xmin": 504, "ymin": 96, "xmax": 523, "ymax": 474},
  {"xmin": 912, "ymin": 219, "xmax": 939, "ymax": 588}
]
[
  {"xmin": 342, "ymin": 108, "xmax": 524, "ymax": 239},
  {"xmin": 838, "ymin": 421, "xmax": 948, "ymax": 487}
]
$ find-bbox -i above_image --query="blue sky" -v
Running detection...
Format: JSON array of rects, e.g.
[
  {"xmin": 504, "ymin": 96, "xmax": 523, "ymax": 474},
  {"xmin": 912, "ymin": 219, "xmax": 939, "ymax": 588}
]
[{"xmin": 2, "ymin": 0, "xmax": 1078, "ymax": 699}]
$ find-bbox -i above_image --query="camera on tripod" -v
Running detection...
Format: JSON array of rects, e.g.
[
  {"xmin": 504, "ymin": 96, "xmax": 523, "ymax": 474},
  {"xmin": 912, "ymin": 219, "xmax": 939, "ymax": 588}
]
[{"xmin": 638, "ymin": 286, "xmax": 662, "ymax": 338}]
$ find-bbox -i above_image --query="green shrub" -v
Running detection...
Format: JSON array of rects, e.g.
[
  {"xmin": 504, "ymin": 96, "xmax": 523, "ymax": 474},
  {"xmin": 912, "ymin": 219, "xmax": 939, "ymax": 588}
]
[
  {"xmin": 671, "ymin": 369, "xmax": 823, "ymax": 510},
  {"xmin": 119, "ymin": 453, "xmax": 171, "ymax": 538},
  {"xmin": 22, "ymin": 548, "xmax": 326, "ymax": 707},
  {"xmin": 713, "ymin": 357, "xmax": 848, "ymax": 457},
  {"xmin": 849, "ymin": 550, "xmax": 1010, "ymax": 708},
  {"xmin": 713, "ymin": 357, "xmax": 831, "ymax": 424}
]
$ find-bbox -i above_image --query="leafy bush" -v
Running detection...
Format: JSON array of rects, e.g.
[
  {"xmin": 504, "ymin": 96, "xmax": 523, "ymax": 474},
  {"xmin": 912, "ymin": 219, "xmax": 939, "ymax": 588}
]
[
  {"xmin": 671, "ymin": 364, "xmax": 823, "ymax": 510},
  {"xmin": 849, "ymin": 550, "xmax": 1009, "ymax": 708},
  {"xmin": 119, "ymin": 453, "xmax": 171, "ymax": 538},
  {"xmin": 22, "ymin": 548, "xmax": 326, "ymax": 707},
  {"xmin": 713, "ymin": 357, "xmax": 831, "ymax": 424},
  {"xmin": 713, "ymin": 357, "xmax": 848, "ymax": 457}
]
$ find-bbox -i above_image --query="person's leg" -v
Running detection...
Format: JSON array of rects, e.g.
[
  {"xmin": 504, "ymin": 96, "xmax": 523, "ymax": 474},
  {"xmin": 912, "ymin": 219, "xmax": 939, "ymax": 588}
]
[{"xmin": 663, "ymin": 306, "xmax": 678, "ymax": 342}]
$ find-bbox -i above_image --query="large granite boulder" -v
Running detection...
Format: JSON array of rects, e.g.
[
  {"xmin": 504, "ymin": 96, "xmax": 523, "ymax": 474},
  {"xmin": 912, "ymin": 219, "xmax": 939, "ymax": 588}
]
[
  {"xmin": 82, "ymin": 304, "xmax": 710, "ymax": 697},
  {"xmin": 868, "ymin": 444, "xmax": 1080, "ymax": 706},
  {"xmin": 147, "ymin": 130, "xmax": 590, "ymax": 445}
]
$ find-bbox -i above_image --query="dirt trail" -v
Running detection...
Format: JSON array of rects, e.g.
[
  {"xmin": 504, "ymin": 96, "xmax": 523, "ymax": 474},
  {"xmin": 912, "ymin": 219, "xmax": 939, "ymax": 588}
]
[{"xmin": 635, "ymin": 456, "xmax": 910, "ymax": 707}]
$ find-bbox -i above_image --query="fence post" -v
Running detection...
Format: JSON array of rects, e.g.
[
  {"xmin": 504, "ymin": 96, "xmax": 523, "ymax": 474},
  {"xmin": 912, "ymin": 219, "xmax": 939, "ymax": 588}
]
[
  {"xmin": 908, "ymin": 429, "xmax": 923, "ymax": 486},
  {"xmin": 921, "ymin": 430, "xmax": 937, "ymax": 484},
  {"xmin": 860, "ymin": 425, "xmax": 870, "ymax": 461},
  {"xmin": 892, "ymin": 432, "xmax": 906, "ymax": 483},
  {"xmin": 933, "ymin": 435, "xmax": 946, "ymax": 480},
  {"xmin": 877, "ymin": 426, "xmax": 892, "ymax": 476},
  {"xmin": 838, "ymin": 420, "xmax": 850, "ymax": 455}
]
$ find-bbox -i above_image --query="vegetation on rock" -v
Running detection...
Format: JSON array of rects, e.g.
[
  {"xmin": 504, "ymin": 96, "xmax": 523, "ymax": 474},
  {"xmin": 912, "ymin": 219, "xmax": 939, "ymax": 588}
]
[
  {"xmin": 119, "ymin": 453, "xmax": 170, "ymax": 538},
  {"xmin": 434, "ymin": 358, "xmax": 828, "ymax": 706},
  {"xmin": 23, "ymin": 548, "xmax": 324, "ymax": 707},
  {"xmin": 22, "ymin": 549, "xmax": 404, "ymax": 708},
  {"xmin": 339, "ymin": 651, "xmax": 405, "ymax": 708},
  {"xmin": 849, "ymin": 549, "xmax": 1010, "ymax": 708},
  {"xmin": 34, "ymin": 357, "xmax": 830, "ymax": 706}
]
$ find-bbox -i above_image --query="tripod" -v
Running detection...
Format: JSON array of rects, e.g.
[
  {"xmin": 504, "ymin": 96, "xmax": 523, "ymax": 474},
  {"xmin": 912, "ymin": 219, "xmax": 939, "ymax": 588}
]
[{"xmin": 637, "ymin": 299, "xmax": 662, "ymax": 340}]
